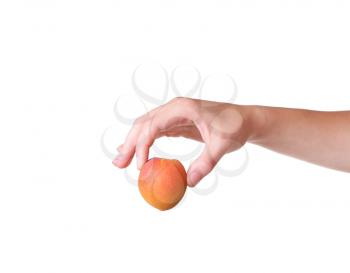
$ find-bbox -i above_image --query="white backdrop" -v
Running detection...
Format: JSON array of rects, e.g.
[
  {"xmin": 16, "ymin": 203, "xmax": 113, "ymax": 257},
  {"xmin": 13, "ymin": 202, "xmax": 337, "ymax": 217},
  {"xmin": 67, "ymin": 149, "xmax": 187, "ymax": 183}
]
[{"xmin": 1, "ymin": 1, "xmax": 350, "ymax": 272}]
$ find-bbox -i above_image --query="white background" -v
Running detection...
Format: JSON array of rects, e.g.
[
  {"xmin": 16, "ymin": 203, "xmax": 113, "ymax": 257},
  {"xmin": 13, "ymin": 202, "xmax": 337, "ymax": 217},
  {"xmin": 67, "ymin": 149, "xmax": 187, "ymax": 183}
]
[{"xmin": 1, "ymin": 0, "xmax": 350, "ymax": 272}]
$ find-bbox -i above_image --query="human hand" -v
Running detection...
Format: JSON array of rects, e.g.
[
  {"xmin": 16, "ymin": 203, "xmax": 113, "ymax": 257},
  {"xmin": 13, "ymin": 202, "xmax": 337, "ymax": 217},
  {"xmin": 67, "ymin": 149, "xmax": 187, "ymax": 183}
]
[{"xmin": 113, "ymin": 97, "xmax": 257, "ymax": 186}]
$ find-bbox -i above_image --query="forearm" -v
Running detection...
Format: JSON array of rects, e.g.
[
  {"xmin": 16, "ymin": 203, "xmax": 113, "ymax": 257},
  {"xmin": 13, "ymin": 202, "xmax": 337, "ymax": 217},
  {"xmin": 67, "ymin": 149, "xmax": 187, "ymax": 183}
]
[{"xmin": 242, "ymin": 105, "xmax": 350, "ymax": 172}]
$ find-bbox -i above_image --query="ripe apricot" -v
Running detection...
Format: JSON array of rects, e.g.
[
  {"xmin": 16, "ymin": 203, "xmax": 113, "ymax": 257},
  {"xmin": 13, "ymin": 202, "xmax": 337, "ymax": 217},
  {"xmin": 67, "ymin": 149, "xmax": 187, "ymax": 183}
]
[{"xmin": 138, "ymin": 157, "xmax": 187, "ymax": 211}]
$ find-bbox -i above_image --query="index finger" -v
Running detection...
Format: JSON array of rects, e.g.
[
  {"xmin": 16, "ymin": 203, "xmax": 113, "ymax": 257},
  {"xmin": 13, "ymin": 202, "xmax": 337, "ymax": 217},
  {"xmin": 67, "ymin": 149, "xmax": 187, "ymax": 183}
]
[{"xmin": 134, "ymin": 97, "xmax": 201, "ymax": 169}]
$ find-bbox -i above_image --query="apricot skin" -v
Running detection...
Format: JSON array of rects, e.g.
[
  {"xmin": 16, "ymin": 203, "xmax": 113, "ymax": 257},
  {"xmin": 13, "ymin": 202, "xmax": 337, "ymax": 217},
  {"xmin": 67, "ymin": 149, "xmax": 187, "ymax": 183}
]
[{"xmin": 138, "ymin": 158, "xmax": 187, "ymax": 211}]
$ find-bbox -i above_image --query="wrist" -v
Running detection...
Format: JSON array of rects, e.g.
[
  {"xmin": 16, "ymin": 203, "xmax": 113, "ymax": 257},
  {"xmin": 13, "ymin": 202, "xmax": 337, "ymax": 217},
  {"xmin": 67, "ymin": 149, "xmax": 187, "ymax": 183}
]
[{"xmin": 238, "ymin": 105, "xmax": 268, "ymax": 143}]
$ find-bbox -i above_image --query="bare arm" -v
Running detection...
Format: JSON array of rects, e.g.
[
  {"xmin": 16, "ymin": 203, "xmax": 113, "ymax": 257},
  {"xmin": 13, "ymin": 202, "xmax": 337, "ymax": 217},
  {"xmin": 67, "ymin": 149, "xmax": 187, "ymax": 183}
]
[{"xmin": 246, "ymin": 106, "xmax": 350, "ymax": 172}]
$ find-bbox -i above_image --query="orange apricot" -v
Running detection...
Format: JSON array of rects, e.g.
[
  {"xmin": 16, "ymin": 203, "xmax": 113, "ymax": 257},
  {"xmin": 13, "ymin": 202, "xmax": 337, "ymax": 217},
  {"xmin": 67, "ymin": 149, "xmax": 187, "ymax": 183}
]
[{"xmin": 138, "ymin": 157, "xmax": 187, "ymax": 211}]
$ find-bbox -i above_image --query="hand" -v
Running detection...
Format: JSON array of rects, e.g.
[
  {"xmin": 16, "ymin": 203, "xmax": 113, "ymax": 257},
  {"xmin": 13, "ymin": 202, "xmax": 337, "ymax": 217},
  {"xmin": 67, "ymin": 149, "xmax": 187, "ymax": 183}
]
[{"xmin": 113, "ymin": 97, "xmax": 256, "ymax": 186}]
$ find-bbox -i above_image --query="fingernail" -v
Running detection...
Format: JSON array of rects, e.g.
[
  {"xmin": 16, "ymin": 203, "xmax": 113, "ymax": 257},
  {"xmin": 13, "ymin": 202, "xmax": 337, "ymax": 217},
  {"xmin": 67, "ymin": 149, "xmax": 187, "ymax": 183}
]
[
  {"xmin": 188, "ymin": 171, "xmax": 201, "ymax": 187},
  {"xmin": 112, "ymin": 154, "xmax": 125, "ymax": 166}
]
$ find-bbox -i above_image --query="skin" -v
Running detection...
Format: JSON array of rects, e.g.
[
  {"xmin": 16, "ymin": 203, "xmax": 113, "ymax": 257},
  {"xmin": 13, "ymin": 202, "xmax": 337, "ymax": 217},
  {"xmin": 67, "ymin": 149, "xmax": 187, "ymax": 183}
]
[{"xmin": 113, "ymin": 97, "xmax": 350, "ymax": 187}]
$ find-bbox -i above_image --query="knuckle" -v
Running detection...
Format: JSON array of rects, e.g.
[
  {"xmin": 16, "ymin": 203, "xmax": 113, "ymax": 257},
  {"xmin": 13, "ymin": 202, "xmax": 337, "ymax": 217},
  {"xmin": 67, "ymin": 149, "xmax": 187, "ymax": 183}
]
[
  {"xmin": 133, "ymin": 116, "xmax": 143, "ymax": 125},
  {"xmin": 134, "ymin": 115, "xmax": 149, "ymax": 126},
  {"xmin": 170, "ymin": 97, "xmax": 191, "ymax": 104},
  {"xmin": 170, "ymin": 97, "xmax": 199, "ymax": 114},
  {"xmin": 170, "ymin": 96, "xmax": 186, "ymax": 105}
]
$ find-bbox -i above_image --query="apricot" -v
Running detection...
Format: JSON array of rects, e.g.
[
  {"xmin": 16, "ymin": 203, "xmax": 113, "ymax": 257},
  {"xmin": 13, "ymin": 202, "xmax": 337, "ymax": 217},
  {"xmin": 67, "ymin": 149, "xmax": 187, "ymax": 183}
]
[{"xmin": 138, "ymin": 157, "xmax": 187, "ymax": 211}]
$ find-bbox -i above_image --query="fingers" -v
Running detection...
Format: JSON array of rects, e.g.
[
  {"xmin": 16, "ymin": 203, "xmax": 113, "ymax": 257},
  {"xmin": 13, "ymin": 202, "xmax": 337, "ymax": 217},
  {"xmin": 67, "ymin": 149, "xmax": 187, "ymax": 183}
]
[
  {"xmin": 134, "ymin": 99, "xmax": 196, "ymax": 169},
  {"xmin": 113, "ymin": 144, "xmax": 127, "ymax": 167},
  {"xmin": 113, "ymin": 97, "xmax": 200, "ymax": 170},
  {"xmin": 187, "ymin": 144, "xmax": 224, "ymax": 187},
  {"xmin": 113, "ymin": 103, "xmax": 164, "ymax": 169},
  {"xmin": 112, "ymin": 145, "xmax": 135, "ymax": 168},
  {"xmin": 135, "ymin": 136, "xmax": 153, "ymax": 170},
  {"xmin": 134, "ymin": 123, "xmax": 199, "ymax": 170},
  {"xmin": 112, "ymin": 120, "xmax": 141, "ymax": 168}
]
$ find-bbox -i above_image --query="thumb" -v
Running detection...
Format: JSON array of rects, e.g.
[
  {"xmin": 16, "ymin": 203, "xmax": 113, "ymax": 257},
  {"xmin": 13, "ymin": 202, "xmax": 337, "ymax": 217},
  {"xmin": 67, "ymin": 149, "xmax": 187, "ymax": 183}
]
[{"xmin": 187, "ymin": 145, "xmax": 223, "ymax": 187}]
